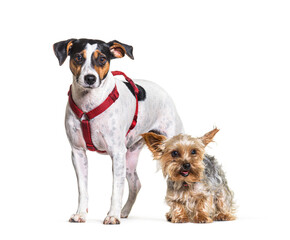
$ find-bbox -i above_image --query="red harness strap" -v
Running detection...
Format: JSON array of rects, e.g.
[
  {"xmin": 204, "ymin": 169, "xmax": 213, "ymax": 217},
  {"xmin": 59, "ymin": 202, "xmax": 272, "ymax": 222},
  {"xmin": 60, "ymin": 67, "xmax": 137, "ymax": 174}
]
[
  {"xmin": 68, "ymin": 71, "xmax": 139, "ymax": 153},
  {"xmin": 112, "ymin": 71, "xmax": 139, "ymax": 134}
]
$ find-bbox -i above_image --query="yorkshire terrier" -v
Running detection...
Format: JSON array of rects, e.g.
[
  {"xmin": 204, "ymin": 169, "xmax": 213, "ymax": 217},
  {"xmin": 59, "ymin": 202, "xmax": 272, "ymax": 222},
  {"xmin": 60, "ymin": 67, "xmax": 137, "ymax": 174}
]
[{"xmin": 141, "ymin": 128, "xmax": 236, "ymax": 223}]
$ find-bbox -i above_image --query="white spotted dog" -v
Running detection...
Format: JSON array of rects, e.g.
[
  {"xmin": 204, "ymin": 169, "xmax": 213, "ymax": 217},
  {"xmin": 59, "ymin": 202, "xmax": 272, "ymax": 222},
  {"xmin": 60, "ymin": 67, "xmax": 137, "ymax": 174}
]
[{"xmin": 53, "ymin": 38, "xmax": 184, "ymax": 224}]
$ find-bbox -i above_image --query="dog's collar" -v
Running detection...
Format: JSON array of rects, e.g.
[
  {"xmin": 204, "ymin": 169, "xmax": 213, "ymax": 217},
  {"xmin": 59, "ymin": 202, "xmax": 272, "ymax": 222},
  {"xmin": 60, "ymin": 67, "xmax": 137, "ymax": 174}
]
[
  {"xmin": 68, "ymin": 85, "xmax": 119, "ymax": 120},
  {"xmin": 68, "ymin": 71, "xmax": 139, "ymax": 153},
  {"xmin": 183, "ymin": 182, "xmax": 189, "ymax": 187}
]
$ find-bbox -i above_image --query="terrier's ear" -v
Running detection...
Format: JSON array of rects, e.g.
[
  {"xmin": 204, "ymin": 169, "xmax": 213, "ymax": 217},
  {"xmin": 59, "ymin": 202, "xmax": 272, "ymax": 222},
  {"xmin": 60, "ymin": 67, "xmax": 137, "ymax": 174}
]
[
  {"xmin": 107, "ymin": 40, "xmax": 134, "ymax": 60},
  {"xmin": 53, "ymin": 39, "xmax": 76, "ymax": 66},
  {"xmin": 141, "ymin": 132, "xmax": 167, "ymax": 159},
  {"xmin": 200, "ymin": 128, "xmax": 219, "ymax": 146}
]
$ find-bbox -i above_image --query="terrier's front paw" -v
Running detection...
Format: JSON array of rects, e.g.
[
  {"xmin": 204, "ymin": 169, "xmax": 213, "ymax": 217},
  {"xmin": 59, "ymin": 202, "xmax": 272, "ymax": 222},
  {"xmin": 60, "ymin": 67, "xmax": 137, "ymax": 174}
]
[
  {"xmin": 214, "ymin": 213, "xmax": 236, "ymax": 221},
  {"xmin": 166, "ymin": 212, "xmax": 172, "ymax": 222},
  {"xmin": 69, "ymin": 213, "xmax": 87, "ymax": 223},
  {"xmin": 103, "ymin": 216, "xmax": 120, "ymax": 225},
  {"xmin": 193, "ymin": 214, "xmax": 213, "ymax": 223},
  {"xmin": 171, "ymin": 217, "xmax": 189, "ymax": 223}
]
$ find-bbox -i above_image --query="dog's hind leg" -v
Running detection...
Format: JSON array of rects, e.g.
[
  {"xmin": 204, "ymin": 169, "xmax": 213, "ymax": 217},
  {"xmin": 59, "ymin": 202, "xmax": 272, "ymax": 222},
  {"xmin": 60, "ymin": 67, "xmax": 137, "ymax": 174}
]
[
  {"xmin": 69, "ymin": 148, "xmax": 88, "ymax": 223},
  {"xmin": 121, "ymin": 143, "xmax": 143, "ymax": 218},
  {"xmin": 213, "ymin": 188, "xmax": 236, "ymax": 221}
]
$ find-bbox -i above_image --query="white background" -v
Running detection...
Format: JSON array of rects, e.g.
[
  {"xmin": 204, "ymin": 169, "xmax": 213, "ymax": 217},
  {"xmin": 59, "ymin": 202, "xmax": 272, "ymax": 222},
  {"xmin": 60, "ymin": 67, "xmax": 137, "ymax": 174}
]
[{"xmin": 1, "ymin": 0, "xmax": 289, "ymax": 239}]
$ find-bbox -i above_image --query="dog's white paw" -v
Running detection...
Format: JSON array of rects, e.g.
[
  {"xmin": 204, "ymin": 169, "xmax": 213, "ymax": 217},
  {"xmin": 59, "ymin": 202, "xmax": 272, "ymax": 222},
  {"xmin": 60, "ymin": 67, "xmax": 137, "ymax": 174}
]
[
  {"xmin": 120, "ymin": 208, "xmax": 130, "ymax": 218},
  {"xmin": 120, "ymin": 212, "xmax": 129, "ymax": 218},
  {"xmin": 103, "ymin": 216, "xmax": 120, "ymax": 225},
  {"xmin": 69, "ymin": 213, "xmax": 87, "ymax": 223}
]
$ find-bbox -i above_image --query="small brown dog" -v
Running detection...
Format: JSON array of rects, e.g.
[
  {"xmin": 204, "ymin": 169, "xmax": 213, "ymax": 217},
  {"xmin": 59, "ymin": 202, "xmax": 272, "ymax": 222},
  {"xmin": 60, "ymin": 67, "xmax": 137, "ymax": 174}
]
[{"xmin": 142, "ymin": 128, "xmax": 235, "ymax": 223}]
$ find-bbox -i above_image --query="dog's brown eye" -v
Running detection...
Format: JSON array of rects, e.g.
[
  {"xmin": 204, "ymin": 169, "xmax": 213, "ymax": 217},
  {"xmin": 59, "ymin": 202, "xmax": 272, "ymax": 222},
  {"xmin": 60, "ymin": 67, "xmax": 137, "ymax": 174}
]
[
  {"xmin": 74, "ymin": 54, "xmax": 83, "ymax": 64},
  {"xmin": 99, "ymin": 56, "xmax": 107, "ymax": 64},
  {"xmin": 171, "ymin": 151, "xmax": 179, "ymax": 157},
  {"xmin": 191, "ymin": 149, "xmax": 196, "ymax": 154}
]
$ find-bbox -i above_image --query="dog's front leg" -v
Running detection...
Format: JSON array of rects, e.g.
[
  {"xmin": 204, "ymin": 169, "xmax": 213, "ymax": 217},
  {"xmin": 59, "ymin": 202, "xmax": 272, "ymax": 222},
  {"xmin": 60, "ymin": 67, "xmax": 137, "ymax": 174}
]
[
  {"xmin": 167, "ymin": 202, "xmax": 189, "ymax": 223},
  {"xmin": 69, "ymin": 148, "xmax": 88, "ymax": 223},
  {"xmin": 103, "ymin": 148, "xmax": 126, "ymax": 225},
  {"xmin": 193, "ymin": 195, "xmax": 213, "ymax": 223}
]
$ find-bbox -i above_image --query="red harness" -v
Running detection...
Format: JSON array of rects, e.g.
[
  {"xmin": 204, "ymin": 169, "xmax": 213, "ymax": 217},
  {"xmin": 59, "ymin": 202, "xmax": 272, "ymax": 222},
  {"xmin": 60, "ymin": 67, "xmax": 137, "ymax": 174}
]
[{"xmin": 68, "ymin": 71, "xmax": 139, "ymax": 153}]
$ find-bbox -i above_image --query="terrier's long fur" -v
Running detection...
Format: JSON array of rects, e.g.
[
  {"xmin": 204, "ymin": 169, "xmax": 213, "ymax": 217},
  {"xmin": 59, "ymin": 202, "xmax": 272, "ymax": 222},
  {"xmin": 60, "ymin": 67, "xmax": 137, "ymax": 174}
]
[{"xmin": 142, "ymin": 129, "xmax": 236, "ymax": 223}]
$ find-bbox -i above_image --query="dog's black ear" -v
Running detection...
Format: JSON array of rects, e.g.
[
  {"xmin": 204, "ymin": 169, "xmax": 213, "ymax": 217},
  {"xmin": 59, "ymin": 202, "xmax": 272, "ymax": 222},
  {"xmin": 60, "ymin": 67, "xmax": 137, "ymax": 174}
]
[
  {"xmin": 141, "ymin": 132, "xmax": 167, "ymax": 159},
  {"xmin": 53, "ymin": 39, "xmax": 76, "ymax": 66},
  {"xmin": 107, "ymin": 40, "xmax": 134, "ymax": 60}
]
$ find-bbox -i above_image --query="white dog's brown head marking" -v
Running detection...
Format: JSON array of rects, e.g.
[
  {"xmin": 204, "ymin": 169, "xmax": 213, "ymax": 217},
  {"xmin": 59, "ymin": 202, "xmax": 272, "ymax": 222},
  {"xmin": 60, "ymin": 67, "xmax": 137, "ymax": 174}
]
[{"xmin": 53, "ymin": 38, "xmax": 134, "ymax": 88}]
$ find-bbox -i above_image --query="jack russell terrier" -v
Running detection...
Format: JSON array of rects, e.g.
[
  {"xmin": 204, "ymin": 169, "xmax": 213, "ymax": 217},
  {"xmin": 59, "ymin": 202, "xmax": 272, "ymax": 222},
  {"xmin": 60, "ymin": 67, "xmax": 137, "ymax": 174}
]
[{"xmin": 53, "ymin": 38, "xmax": 184, "ymax": 224}]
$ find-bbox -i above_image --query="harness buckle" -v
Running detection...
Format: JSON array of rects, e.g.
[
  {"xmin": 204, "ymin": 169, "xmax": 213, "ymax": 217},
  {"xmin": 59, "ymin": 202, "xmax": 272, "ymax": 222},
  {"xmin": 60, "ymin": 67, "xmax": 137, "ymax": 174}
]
[
  {"xmin": 109, "ymin": 90, "xmax": 119, "ymax": 101},
  {"xmin": 86, "ymin": 143, "xmax": 96, "ymax": 151},
  {"xmin": 81, "ymin": 113, "xmax": 89, "ymax": 121}
]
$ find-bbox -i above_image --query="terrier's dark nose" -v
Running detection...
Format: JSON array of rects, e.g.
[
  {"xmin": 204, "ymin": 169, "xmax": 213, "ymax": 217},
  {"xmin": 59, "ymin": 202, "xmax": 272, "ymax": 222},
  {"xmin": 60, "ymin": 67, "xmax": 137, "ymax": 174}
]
[
  {"xmin": 182, "ymin": 163, "xmax": 191, "ymax": 170},
  {"xmin": 84, "ymin": 74, "xmax": 96, "ymax": 85}
]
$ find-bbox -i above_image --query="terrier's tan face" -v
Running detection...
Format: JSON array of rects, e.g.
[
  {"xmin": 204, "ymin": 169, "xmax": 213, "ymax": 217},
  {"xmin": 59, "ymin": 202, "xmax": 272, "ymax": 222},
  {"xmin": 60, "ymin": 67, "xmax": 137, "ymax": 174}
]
[
  {"xmin": 160, "ymin": 135, "xmax": 206, "ymax": 182},
  {"xmin": 141, "ymin": 128, "xmax": 219, "ymax": 182}
]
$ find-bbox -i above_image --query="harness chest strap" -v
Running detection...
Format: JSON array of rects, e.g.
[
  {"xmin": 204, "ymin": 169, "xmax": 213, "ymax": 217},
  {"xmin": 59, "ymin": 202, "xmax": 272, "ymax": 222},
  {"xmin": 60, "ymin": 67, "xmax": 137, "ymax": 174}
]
[{"xmin": 68, "ymin": 71, "xmax": 139, "ymax": 153}]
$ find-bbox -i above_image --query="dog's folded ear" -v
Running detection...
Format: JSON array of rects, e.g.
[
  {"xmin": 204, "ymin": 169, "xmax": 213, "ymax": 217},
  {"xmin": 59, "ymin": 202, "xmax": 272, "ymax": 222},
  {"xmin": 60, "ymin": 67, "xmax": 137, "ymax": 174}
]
[
  {"xmin": 53, "ymin": 39, "xmax": 76, "ymax": 66},
  {"xmin": 107, "ymin": 40, "xmax": 134, "ymax": 60},
  {"xmin": 141, "ymin": 132, "xmax": 167, "ymax": 159},
  {"xmin": 200, "ymin": 128, "xmax": 219, "ymax": 146}
]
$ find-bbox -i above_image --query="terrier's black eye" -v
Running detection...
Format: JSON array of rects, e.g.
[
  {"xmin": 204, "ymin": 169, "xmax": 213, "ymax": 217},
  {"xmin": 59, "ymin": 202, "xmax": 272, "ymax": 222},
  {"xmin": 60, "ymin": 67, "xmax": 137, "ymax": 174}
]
[
  {"xmin": 74, "ymin": 54, "xmax": 83, "ymax": 64},
  {"xmin": 99, "ymin": 56, "xmax": 107, "ymax": 64},
  {"xmin": 191, "ymin": 149, "xmax": 196, "ymax": 154},
  {"xmin": 171, "ymin": 151, "xmax": 179, "ymax": 157}
]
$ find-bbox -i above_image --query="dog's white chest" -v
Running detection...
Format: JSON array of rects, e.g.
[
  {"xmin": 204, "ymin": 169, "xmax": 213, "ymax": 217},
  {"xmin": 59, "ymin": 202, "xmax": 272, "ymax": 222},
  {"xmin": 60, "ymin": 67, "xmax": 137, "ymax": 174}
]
[{"xmin": 65, "ymin": 105, "xmax": 107, "ymax": 151}]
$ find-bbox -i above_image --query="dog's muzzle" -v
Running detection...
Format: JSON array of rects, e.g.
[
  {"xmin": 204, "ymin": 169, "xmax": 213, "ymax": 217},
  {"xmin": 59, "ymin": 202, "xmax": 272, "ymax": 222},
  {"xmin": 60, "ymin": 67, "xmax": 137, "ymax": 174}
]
[{"xmin": 180, "ymin": 163, "xmax": 190, "ymax": 177}]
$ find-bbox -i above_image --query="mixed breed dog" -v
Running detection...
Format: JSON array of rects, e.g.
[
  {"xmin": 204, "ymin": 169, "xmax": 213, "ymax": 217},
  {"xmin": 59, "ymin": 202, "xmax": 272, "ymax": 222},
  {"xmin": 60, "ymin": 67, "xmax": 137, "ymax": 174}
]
[{"xmin": 53, "ymin": 38, "xmax": 236, "ymax": 224}]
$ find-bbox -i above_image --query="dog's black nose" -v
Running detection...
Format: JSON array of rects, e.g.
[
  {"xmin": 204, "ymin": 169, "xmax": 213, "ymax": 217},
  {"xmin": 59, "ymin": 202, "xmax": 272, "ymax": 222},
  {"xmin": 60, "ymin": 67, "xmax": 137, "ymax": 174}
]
[
  {"xmin": 84, "ymin": 74, "xmax": 96, "ymax": 85},
  {"xmin": 182, "ymin": 163, "xmax": 191, "ymax": 170}
]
